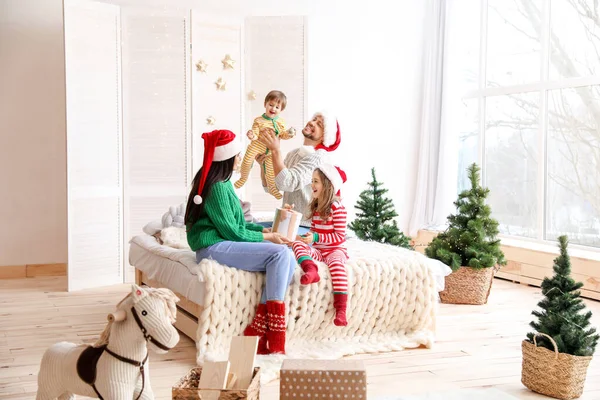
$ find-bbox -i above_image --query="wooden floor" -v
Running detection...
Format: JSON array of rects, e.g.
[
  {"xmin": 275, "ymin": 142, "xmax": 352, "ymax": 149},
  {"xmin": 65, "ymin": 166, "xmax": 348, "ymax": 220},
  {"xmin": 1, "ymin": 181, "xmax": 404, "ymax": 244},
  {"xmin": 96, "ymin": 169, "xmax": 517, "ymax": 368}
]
[{"xmin": 1, "ymin": 277, "xmax": 599, "ymax": 399}]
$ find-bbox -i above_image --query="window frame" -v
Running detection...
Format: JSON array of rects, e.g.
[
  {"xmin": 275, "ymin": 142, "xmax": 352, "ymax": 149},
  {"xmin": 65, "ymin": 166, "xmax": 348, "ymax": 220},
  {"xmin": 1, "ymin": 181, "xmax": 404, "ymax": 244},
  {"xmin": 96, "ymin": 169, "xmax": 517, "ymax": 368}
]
[{"xmin": 464, "ymin": 0, "xmax": 600, "ymax": 250}]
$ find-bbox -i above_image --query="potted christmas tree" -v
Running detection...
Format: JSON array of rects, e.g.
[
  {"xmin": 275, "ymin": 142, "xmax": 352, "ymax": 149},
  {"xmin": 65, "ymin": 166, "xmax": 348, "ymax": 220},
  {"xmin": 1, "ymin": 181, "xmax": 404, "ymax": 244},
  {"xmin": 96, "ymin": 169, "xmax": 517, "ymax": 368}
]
[
  {"xmin": 425, "ymin": 163, "xmax": 506, "ymax": 304},
  {"xmin": 348, "ymin": 168, "xmax": 412, "ymax": 249},
  {"xmin": 522, "ymin": 235, "xmax": 598, "ymax": 400}
]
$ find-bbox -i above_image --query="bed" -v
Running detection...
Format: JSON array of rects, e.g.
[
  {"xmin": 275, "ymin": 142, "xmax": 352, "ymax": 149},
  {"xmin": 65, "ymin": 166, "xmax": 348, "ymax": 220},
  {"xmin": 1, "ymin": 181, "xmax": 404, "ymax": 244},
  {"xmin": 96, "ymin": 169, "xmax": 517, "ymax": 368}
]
[{"xmin": 129, "ymin": 230, "xmax": 451, "ymax": 380}]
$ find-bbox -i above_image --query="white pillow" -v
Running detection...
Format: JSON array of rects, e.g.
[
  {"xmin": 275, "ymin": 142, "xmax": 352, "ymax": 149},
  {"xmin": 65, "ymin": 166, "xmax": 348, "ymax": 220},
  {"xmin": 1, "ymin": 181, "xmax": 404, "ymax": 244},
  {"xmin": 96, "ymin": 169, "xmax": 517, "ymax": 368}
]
[
  {"xmin": 143, "ymin": 220, "xmax": 163, "ymax": 236},
  {"xmin": 162, "ymin": 203, "xmax": 186, "ymax": 228},
  {"xmin": 160, "ymin": 226, "xmax": 190, "ymax": 250},
  {"xmin": 143, "ymin": 203, "xmax": 186, "ymax": 236}
]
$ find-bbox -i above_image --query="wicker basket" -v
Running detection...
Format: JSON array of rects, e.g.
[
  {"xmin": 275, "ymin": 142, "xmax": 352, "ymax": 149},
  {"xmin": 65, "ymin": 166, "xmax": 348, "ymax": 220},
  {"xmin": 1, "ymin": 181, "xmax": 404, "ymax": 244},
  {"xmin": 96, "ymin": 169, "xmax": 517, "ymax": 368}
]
[
  {"xmin": 439, "ymin": 266, "xmax": 494, "ymax": 305},
  {"xmin": 172, "ymin": 367, "xmax": 260, "ymax": 400},
  {"xmin": 522, "ymin": 333, "xmax": 592, "ymax": 400}
]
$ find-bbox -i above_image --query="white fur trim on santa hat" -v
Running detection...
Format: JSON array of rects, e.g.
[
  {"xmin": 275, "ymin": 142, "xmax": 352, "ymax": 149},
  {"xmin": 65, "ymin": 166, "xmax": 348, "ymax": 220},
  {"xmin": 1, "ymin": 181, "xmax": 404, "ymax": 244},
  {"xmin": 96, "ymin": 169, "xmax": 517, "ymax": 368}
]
[
  {"xmin": 313, "ymin": 110, "xmax": 337, "ymax": 147},
  {"xmin": 213, "ymin": 138, "xmax": 241, "ymax": 161},
  {"xmin": 318, "ymin": 163, "xmax": 343, "ymax": 194}
]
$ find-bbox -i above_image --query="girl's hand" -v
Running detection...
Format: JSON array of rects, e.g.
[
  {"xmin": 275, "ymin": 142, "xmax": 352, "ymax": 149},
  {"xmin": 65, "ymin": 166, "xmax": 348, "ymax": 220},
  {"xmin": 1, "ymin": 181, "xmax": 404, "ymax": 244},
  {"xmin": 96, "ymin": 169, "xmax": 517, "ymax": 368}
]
[
  {"xmin": 264, "ymin": 232, "xmax": 290, "ymax": 245},
  {"xmin": 262, "ymin": 227, "xmax": 271, "ymax": 233},
  {"xmin": 297, "ymin": 232, "xmax": 313, "ymax": 245},
  {"xmin": 247, "ymin": 130, "xmax": 257, "ymax": 140}
]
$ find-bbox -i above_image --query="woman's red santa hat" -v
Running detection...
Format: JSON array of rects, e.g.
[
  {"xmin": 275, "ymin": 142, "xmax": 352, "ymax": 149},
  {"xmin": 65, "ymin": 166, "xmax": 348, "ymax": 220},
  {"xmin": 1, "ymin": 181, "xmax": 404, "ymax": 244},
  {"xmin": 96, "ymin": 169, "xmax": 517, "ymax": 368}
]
[
  {"xmin": 318, "ymin": 164, "xmax": 347, "ymax": 197},
  {"xmin": 313, "ymin": 110, "xmax": 341, "ymax": 152},
  {"xmin": 194, "ymin": 130, "xmax": 241, "ymax": 205}
]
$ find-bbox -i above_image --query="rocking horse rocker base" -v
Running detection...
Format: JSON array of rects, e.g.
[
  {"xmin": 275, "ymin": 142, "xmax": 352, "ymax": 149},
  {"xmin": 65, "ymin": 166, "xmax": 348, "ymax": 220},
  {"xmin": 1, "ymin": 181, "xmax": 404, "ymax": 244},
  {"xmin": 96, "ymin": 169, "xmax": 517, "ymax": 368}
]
[{"xmin": 36, "ymin": 285, "xmax": 180, "ymax": 400}]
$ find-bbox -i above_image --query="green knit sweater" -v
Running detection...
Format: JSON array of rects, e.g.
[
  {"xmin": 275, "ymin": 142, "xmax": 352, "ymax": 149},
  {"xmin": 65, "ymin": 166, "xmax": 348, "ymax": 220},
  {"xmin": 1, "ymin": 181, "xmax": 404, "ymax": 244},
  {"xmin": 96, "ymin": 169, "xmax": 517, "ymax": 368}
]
[{"xmin": 187, "ymin": 181, "xmax": 265, "ymax": 250}]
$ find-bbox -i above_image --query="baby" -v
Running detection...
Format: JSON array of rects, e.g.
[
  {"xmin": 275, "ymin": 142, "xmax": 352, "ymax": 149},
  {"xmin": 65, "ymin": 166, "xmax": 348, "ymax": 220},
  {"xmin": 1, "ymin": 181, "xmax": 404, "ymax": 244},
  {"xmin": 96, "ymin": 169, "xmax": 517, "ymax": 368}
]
[{"xmin": 234, "ymin": 90, "xmax": 295, "ymax": 199}]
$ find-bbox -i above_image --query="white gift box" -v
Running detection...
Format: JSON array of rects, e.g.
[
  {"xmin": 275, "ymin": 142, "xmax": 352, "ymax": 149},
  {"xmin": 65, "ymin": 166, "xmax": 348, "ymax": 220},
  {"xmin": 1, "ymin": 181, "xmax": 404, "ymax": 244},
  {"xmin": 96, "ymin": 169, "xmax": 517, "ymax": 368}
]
[{"xmin": 272, "ymin": 208, "xmax": 303, "ymax": 241}]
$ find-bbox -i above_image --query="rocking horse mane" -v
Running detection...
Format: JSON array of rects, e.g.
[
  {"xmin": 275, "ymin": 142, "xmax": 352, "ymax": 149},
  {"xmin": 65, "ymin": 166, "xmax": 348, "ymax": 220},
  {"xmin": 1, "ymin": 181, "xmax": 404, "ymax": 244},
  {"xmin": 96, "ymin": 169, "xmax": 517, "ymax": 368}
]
[{"xmin": 93, "ymin": 288, "xmax": 179, "ymax": 348}]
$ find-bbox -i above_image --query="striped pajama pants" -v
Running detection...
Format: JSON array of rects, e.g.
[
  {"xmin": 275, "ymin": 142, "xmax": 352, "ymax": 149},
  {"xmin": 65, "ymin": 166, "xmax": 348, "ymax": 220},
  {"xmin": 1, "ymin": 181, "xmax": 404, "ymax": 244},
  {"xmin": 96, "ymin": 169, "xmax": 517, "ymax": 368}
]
[{"xmin": 291, "ymin": 242, "xmax": 349, "ymax": 293}]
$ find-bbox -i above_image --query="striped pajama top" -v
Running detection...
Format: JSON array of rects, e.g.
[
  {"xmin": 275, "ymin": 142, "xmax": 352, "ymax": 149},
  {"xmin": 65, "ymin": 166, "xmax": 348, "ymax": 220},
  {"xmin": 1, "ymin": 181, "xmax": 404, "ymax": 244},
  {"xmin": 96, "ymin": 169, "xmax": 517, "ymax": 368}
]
[{"xmin": 312, "ymin": 201, "xmax": 347, "ymax": 252}]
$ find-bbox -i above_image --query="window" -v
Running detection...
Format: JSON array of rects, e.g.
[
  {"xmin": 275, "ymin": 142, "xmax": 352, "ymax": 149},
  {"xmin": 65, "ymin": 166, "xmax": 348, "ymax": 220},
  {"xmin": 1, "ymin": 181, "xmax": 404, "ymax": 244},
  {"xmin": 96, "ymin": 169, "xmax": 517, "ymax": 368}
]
[{"xmin": 451, "ymin": 0, "xmax": 600, "ymax": 248}]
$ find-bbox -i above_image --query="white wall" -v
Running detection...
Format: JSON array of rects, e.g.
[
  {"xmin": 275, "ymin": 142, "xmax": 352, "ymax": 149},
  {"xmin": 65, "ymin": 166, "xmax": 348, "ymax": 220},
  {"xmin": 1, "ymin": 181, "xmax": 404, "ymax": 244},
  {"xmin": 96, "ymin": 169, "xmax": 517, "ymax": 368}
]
[
  {"xmin": 306, "ymin": 0, "xmax": 427, "ymax": 232},
  {"xmin": 0, "ymin": 0, "xmax": 68, "ymax": 266},
  {"xmin": 98, "ymin": 0, "xmax": 426, "ymax": 232},
  {"xmin": 0, "ymin": 0, "xmax": 426, "ymax": 270}
]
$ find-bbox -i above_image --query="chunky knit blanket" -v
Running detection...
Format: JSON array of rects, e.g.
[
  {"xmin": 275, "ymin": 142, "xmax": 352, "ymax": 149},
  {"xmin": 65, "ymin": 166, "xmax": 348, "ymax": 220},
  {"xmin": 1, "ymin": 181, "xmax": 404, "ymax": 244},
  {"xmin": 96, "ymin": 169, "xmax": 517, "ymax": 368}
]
[
  {"xmin": 129, "ymin": 229, "xmax": 449, "ymax": 383},
  {"xmin": 194, "ymin": 238, "xmax": 446, "ymax": 382}
]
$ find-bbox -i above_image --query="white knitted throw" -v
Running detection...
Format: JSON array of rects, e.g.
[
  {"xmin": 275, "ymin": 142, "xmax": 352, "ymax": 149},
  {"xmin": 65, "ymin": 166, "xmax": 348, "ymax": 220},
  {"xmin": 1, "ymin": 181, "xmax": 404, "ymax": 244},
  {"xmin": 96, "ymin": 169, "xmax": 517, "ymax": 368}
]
[{"xmin": 195, "ymin": 238, "xmax": 440, "ymax": 383}]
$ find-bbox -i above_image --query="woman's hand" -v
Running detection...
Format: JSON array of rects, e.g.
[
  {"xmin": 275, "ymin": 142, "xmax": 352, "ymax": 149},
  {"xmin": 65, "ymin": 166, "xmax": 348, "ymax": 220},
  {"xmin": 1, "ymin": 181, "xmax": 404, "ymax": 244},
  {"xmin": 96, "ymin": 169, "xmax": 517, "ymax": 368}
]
[
  {"xmin": 262, "ymin": 227, "xmax": 271, "ymax": 233},
  {"xmin": 264, "ymin": 232, "xmax": 290, "ymax": 245},
  {"xmin": 258, "ymin": 128, "xmax": 280, "ymax": 152}
]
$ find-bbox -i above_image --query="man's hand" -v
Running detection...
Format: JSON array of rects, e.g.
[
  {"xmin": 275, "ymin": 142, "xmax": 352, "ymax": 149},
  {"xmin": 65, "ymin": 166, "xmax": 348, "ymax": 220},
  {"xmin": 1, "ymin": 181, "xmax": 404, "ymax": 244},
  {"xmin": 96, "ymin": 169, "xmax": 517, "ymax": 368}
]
[
  {"xmin": 262, "ymin": 227, "xmax": 271, "ymax": 233},
  {"xmin": 258, "ymin": 128, "xmax": 281, "ymax": 152},
  {"xmin": 255, "ymin": 153, "xmax": 269, "ymax": 164}
]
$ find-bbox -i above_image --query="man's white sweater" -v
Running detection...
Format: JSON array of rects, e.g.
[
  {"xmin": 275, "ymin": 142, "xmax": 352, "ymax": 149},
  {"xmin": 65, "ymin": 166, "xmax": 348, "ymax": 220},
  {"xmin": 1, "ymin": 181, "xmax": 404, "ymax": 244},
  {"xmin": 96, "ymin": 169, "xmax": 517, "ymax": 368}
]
[{"xmin": 274, "ymin": 146, "xmax": 330, "ymax": 226}]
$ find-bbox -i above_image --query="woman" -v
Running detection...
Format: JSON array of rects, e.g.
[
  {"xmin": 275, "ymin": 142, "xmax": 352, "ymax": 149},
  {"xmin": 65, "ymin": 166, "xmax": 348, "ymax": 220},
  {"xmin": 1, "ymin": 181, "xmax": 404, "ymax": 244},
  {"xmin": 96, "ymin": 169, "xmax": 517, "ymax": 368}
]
[{"xmin": 185, "ymin": 129, "xmax": 294, "ymax": 355}]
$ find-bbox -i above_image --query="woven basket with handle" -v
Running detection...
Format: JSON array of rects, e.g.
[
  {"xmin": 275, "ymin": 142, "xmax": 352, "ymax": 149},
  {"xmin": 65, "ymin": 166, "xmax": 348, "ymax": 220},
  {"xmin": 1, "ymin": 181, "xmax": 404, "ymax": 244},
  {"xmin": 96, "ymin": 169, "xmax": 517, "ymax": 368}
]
[
  {"xmin": 439, "ymin": 266, "xmax": 494, "ymax": 305},
  {"xmin": 522, "ymin": 333, "xmax": 593, "ymax": 400}
]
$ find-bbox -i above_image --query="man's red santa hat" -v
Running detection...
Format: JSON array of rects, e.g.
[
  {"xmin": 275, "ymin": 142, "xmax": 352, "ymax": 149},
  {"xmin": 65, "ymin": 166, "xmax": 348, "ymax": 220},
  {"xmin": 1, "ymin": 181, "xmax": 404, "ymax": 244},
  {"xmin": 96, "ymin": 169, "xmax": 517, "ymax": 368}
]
[
  {"xmin": 313, "ymin": 110, "xmax": 341, "ymax": 152},
  {"xmin": 194, "ymin": 130, "xmax": 241, "ymax": 205}
]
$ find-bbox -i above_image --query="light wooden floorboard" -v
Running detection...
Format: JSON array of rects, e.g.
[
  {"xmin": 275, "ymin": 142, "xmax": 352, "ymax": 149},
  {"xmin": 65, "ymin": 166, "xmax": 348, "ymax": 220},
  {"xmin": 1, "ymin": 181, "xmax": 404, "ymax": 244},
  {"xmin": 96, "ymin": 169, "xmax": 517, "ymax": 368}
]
[{"xmin": 0, "ymin": 277, "xmax": 599, "ymax": 399}]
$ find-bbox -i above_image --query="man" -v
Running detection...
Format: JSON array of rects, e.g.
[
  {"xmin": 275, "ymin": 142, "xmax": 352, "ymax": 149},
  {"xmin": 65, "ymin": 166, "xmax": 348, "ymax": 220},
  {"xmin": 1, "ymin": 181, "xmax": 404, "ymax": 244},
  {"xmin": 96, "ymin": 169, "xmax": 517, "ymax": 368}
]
[{"xmin": 254, "ymin": 111, "xmax": 341, "ymax": 233}]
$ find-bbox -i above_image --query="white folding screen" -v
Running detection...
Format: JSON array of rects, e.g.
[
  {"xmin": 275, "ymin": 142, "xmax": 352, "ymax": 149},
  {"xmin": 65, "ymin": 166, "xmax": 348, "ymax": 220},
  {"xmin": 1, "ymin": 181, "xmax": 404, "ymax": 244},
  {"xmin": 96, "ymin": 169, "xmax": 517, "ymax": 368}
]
[
  {"xmin": 121, "ymin": 8, "xmax": 191, "ymax": 282},
  {"xmin": 243, "ymin": 16, "xmax": 307, "ymax": 211},
  {"xmin": 64, "ymin": 0, "xmax": 123, "ymax": 291},
  {"xmin": 190, "ymin": 12, "xmax": 243, "ymax": 180},
  {"xmin": 63, "ymin": 5, "xmax": 306, "ymax": 288}
]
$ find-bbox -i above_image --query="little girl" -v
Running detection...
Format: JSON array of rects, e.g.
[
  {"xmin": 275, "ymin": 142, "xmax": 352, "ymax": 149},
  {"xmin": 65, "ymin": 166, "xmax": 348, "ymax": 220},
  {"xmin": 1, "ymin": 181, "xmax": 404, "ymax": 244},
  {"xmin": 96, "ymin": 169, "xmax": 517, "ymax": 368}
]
[{"xmin": 291, "ymin": 164, "xmax": 349, "ymax": 326}]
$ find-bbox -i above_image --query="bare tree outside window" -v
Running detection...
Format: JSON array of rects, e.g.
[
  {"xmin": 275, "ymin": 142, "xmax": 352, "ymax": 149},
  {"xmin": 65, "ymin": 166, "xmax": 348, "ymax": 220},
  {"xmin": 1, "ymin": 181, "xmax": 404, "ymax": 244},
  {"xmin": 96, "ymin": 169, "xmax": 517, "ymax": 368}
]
[{"xmin": 452, "ymin": 0, "xmax": 600, "ymax": 247}]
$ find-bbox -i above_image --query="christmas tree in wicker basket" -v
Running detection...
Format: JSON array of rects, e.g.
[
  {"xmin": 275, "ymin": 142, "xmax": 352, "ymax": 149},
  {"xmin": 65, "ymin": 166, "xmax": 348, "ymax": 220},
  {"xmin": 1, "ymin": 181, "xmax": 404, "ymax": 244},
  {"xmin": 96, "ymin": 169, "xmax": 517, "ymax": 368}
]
[
  {"xmin": 521, "ymin": 235, "xmax": 599, "ymax": 400},
  {"xmin": 425, "ymin": 163, "xmax": 506, "ymax": 304}
]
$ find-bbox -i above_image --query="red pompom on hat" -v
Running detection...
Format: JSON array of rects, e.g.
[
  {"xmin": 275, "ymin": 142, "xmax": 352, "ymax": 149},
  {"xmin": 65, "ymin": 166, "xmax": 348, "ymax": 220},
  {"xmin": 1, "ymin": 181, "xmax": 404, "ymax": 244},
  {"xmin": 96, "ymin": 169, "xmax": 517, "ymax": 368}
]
[{"xmin": 194, "ymin": 130, "xmax": 241, "ymax": 205}]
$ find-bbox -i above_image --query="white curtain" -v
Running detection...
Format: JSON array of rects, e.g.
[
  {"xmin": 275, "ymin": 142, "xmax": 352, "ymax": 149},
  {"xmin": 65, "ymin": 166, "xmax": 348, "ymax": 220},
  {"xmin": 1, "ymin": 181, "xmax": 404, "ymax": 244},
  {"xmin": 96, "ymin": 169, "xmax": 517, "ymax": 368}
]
[{"xmin": 409, "ymin": 0, "xmax": 459, "ymax": 236}]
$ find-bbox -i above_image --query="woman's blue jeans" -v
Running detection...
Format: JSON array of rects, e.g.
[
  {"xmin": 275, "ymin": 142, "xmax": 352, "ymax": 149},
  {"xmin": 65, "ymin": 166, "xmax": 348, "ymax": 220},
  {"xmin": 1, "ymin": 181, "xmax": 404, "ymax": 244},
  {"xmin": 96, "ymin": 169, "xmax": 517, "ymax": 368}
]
[{"xmin": 196, "ymin": 241, "xmax": 297, "ymax": 303}]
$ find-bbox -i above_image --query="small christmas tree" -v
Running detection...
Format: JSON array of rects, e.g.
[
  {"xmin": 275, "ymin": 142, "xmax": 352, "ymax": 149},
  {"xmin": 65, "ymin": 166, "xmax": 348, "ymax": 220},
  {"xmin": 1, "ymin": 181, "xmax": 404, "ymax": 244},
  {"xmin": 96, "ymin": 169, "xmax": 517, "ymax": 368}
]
[
  {"xmin": 348, "ymin": 168, "xmax": 412, "ymax": 249},
  {"xmin": 526, "ymin": 235, "xmax": 599, "ymax": 356},
  {"xmin": 425, "ymin": 163, "xmax": 506, "ymax": 271}
]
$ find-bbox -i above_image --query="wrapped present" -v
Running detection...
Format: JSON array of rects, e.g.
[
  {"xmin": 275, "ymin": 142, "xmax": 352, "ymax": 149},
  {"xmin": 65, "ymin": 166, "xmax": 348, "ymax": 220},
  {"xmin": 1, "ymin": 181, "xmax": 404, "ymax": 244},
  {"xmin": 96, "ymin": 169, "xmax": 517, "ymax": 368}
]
[
  {"xmin": 280, "ymin": 359, "xmax": 367, "ymax": 400},
  {"xmin": 272, "ymin": 208, "xmax": 303, "ymax": 241}
]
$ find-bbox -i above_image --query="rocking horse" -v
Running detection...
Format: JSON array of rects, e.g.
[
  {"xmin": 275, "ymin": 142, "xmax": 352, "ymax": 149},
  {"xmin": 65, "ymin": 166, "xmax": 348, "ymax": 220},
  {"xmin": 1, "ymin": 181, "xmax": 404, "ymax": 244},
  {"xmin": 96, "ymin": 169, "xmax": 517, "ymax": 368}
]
[{"xmin": 36, "ymin": 285, "xmax": 180, "ymax": 400}]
